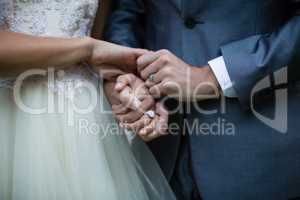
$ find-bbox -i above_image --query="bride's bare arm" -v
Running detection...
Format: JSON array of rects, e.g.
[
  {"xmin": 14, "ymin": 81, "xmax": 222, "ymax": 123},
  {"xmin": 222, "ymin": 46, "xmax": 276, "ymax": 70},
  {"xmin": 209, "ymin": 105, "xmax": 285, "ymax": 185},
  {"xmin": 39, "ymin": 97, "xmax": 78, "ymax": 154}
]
[
  {"xmin": 0, "ymin": 31, "xmax": 93, "ymax": 71},
  {"xmin": 0, "ymin": 31, "xmax": 145, "ymax": 76}
]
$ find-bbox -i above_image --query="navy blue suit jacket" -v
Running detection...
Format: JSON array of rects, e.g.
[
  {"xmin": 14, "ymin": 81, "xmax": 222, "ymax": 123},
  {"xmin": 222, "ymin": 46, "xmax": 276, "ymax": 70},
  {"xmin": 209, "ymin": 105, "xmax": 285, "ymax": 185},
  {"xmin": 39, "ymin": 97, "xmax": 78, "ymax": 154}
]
[{"xmin": 105, "ymin": 1, "xmax": 300, "ymax": 199}]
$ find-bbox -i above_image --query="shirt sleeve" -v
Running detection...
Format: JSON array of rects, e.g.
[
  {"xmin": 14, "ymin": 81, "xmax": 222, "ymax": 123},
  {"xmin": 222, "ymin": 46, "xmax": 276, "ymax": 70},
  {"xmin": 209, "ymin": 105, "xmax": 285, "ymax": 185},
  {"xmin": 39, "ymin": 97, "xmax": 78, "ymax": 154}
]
[{"xmin": 208, "ymin": 56, "xmax": 238, "ymax": 98}]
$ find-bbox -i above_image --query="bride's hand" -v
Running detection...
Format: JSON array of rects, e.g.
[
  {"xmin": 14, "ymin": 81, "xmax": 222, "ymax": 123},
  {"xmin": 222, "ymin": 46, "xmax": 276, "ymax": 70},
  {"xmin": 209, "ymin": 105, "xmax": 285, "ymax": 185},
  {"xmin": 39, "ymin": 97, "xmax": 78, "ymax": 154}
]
[
  {"xmin": 138, "ymin": 102, "xmax": 169, "ymax": 142},
  {"xmin": 121, "ymin": 102, "xmax": 169, "ymax": 142},
  {"xmin": 112, "ymin": 73, "xmax": 169, "ymax": 142},
  {"xmin": 113, "ymin": 74, "xmax": 155, "ymax": 122},
  {"xmin": 87, "ymin": 39, "xmax": 148, "ymax": 76}
]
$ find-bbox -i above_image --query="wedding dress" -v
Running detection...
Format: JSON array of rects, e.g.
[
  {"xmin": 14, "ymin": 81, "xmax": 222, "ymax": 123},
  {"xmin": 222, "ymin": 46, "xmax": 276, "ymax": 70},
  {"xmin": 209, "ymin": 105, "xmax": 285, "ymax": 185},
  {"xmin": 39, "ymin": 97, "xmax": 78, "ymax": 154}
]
[{"xmin": 0, "ymin": 1, "xmax": 176, "ymax": 199}]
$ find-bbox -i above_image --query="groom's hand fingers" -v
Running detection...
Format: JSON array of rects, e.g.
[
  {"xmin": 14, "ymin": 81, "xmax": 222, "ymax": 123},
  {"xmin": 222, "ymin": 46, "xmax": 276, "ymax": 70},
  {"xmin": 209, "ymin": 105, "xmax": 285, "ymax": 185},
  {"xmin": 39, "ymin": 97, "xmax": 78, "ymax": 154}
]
[
  {"xmin": 137, "ymin": 52, "xmax": 160, "ymax": 72},
  {"xmin": 145, "ymin": 70, "xmax": 164, "ymax": 88},
  {"xmin": 137, "ymin": 49, "xmax": 173, "ymax": 72},
  {"xmin": 150, "ymin": 81, "xmax": 179, "ymax": 98},
  {"xmin": 149, "ymin": 82, "xmax": 168, "ymax": 98},
  {"xmin": 140, "ymin": 58, "xmax": 165, "ymax": 80}
]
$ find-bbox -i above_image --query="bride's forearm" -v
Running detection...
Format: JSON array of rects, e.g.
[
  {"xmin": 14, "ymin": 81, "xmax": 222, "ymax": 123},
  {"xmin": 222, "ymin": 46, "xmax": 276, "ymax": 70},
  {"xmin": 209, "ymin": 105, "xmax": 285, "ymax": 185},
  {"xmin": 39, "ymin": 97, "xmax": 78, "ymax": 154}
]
[
  {"xmin": 0, "ymin": 31, "xmax": 146, "ymax": 77},
  {"xmin": 0, "ymin": 31, "xmax": 94, "ymax": 72}
]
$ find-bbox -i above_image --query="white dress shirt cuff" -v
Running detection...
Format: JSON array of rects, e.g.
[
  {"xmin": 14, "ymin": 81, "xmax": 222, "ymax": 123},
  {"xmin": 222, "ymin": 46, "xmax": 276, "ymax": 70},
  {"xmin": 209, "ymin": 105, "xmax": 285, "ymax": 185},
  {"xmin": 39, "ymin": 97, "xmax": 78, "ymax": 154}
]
[{"xmin": 208, "ymin": 56, "xmax": 238, "ymax": 98}]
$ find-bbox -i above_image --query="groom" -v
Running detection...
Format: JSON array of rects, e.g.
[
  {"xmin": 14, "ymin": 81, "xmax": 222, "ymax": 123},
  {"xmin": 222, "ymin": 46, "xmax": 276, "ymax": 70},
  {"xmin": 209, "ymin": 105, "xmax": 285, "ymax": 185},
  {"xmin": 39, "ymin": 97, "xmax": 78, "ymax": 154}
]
[{"xmin": 104, "ymin": 0, "xmax": 300, "ymax": 199}]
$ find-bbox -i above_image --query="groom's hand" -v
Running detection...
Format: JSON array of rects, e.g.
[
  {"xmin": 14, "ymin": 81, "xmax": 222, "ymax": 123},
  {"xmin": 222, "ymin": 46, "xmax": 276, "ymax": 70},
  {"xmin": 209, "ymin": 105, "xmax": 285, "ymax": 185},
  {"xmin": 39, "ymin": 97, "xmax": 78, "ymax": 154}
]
[{"xmin": 137, "ymin": 49, "xmax": 221, "ymax": 101}]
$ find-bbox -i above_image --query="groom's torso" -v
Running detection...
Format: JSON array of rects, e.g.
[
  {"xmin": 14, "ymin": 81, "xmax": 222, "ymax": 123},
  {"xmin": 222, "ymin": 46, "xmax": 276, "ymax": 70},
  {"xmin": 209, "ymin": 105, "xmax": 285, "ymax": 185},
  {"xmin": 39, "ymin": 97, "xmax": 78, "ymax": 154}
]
[
  {"xmin": 107, "ymin": 0, "xmax": 300, "ymax": 199},
  {"xmin": 142, "ymin": 1, "xmax": 300, "ymax": 199},
  {"xmin": 143, "ymin": 0, "xmax": 290, "ymax": 65}
]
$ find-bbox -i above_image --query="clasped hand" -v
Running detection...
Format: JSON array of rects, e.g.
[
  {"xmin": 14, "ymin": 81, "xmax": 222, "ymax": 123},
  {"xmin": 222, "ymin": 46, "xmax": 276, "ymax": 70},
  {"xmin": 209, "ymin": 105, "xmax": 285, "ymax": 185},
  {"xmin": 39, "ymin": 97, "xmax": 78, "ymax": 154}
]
[
  {"xmin": 102, "ymin": 46, "xmax": 220, "ymax": 142},
  {"xmin": 110, "ymin": 74, "xmax": 169, "ymax": 142}
]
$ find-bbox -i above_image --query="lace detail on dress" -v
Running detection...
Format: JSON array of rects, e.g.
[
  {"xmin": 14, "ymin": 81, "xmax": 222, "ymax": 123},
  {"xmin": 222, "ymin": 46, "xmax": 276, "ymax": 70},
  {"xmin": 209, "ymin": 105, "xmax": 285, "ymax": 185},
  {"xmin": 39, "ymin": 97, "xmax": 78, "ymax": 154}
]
[
  {"xmin": 11, "ymin": 1, "xmax": 48, "ymax": 35},
  {"xmin": 60, "ymin": 1, "xmax": 98, "ymax": 37},
  {"xmin": 0, "ymin": 0, "xmax": 13, "ymax": 29},
  {"xmin": 10, "ymin": 0, "xmax": 98, "ymax": 37}
]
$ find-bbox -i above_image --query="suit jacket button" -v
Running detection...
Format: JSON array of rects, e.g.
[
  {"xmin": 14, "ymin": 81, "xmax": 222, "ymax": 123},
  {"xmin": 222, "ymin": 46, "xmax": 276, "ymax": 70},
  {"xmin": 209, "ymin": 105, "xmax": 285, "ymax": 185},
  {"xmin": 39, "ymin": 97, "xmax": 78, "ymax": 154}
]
[{"xmin": 185, "ymin": 18, "xmax": 197, "ymax": 29}]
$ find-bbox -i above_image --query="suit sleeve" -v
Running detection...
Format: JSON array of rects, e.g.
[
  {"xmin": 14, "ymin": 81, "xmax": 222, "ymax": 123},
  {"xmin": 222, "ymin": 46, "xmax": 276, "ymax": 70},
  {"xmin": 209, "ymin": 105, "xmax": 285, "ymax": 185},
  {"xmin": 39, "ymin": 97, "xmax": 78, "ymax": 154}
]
[
  {"xmin": 104, "ymin": 0, "xmax": 145, "ymax": 48},
  {"xmin": 221, "ymin": 0, "xmax": 300, "ymax": 106}
]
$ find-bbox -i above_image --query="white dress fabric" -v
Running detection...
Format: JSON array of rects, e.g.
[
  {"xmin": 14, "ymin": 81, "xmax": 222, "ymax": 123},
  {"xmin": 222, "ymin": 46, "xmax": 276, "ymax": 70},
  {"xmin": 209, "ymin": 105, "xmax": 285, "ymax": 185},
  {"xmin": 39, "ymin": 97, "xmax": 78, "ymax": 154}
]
[{"xmin": 0, "ymin": 1, "xmax": 176, "ymax": 200}]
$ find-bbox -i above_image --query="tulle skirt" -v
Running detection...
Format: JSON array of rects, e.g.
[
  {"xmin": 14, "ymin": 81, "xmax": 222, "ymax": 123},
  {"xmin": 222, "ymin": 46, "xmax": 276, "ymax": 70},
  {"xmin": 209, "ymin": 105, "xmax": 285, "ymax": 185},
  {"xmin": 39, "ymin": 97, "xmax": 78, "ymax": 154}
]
[{"xmin": 0, "ymin": 75, "xmax": 176, "ymax": 200}]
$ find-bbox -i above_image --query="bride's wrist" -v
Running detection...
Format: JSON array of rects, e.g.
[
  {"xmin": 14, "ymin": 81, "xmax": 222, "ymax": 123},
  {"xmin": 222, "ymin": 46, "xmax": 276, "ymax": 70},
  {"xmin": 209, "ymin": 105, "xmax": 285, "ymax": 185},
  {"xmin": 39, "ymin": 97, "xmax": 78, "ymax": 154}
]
[{"xmin": 81, "ymin": 36, "xmax": 96, "ymax": 62}]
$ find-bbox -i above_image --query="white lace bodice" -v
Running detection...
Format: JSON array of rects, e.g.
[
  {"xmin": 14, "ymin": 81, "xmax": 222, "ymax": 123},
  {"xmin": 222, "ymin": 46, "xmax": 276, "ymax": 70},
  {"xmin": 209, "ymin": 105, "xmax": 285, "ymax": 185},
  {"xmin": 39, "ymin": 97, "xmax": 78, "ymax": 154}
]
[
  {"xmin": 0, "ymin": 0, "xmax": 99, "ymax": 87},
  {"xmin": 1, "ymin": 0, "xmax": 98, "ymax": 37}
]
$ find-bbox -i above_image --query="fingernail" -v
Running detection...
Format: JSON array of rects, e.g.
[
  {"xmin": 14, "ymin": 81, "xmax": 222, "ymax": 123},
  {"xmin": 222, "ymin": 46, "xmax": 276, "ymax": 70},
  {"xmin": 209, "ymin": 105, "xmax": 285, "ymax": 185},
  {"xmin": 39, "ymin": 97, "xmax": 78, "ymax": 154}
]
[
  {"xmin": 115, "ymin": 83, "xmax": 123, "ymax": 90},
  {"xmin": 139, "ymin": 130, "xmax": 146, "ymax": 135}
]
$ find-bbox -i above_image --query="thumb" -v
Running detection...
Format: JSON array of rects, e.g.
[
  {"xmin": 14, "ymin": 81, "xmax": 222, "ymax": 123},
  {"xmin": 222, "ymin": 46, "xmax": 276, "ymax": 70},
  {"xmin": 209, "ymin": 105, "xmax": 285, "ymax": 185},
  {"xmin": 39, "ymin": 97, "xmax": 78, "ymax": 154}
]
[
  {"xmin": 115, "ymin": 74, "xmax": 136, "ymax": 92},
  {"xmin": 115, "ymin": 81, "xmax": 128, "ymax": 92}
]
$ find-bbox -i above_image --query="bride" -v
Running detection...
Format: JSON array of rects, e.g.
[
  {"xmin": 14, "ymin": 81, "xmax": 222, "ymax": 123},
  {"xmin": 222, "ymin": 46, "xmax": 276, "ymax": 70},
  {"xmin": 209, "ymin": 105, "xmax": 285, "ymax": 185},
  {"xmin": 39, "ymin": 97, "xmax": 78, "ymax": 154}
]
[{"xmin": 0, "ymin": 0, "xmax": 175, "ymax": 199}]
